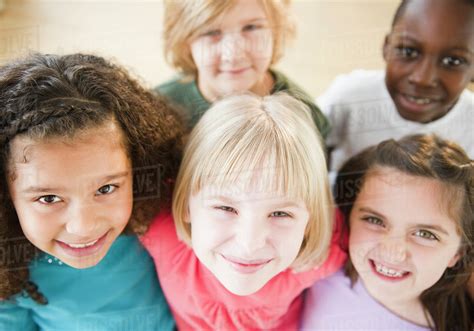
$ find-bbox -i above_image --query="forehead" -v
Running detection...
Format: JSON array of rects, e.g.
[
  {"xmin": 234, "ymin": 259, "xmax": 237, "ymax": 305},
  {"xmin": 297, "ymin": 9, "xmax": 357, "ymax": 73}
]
[
  {"xmin": 9, "ymin": 125, "xmax": 130, "ymax": 184},
  {"xmin": 194, "ymin": 163, "xmax": 307, "ymax": 204},
  {"xmin": 356, "ymin": 168, "xmax": 458, "ymax": 226},
  {"xmin": 394, "ymin": 0, "xmax": 474, "ymax": 50},
  {"xmin": 211, "ymin": 0, "xmax": 268, "ymax": 26}
]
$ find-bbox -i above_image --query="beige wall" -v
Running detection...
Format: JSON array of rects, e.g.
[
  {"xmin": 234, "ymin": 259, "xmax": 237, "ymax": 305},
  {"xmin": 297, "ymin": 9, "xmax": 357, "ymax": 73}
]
[{"xmin": 2, "ymin": 0, "xmax": 400, "ymax": 97}]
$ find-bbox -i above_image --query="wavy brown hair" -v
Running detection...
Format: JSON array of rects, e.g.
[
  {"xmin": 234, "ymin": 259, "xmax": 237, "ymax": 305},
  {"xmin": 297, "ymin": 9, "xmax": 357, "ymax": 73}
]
[
  {"xmin": 334, "ymin": 134, "xmax": 473, "ymax": 331},
  {"xmin": 0, "ymin": 53, "xmax": 185, "ymax": 304}
]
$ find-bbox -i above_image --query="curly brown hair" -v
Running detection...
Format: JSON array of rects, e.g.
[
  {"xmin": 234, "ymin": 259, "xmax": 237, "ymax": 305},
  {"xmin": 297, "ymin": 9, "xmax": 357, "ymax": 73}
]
[
  {"xmin": 0, "ymin": 53, "xmax": 185, "ymax": 304},
  {"xmin": 334, "ymin": 134, "xmax": 473, "ymax": 331}
]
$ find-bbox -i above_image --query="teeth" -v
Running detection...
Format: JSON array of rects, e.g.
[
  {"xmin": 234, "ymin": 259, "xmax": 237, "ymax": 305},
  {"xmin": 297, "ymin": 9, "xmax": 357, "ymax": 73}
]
[
  {"xmin": 407, "ymin": 95, "xmax": 432, "ymax": 105},
  {"xmin": 67, "ymin": 239, "xmax": 99, "ymax": 249},
  {"xmin": 374, "ymin": 262, "xmax": 405, "ymax": 278}
]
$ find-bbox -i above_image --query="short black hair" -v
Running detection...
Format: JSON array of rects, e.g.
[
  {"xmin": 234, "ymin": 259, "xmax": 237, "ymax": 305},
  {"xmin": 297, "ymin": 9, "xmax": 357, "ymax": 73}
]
[{"xmin": 391, "ymin": 0, "xmax": 474, "ymax": 27}]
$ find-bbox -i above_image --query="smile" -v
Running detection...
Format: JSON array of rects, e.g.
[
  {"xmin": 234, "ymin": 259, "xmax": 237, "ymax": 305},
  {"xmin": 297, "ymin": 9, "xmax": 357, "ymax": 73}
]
[
  {"xmin": 370, "ymin": 259, "xmax": 410, "ymax": 280},
  {"xmin": 66, "ymin": 238, "xmax": 99, "ymax": 248},
  {"xmin": 405, "ymin": 95, "xmax": 433, "ymax": 105},
  {"xmin": 220, "ymin": 67, "xmax": 249, "ymax": 75},
  {"xmin": 56, "ymin": 231, "xmax": 109, "ymax": 257},
  {"xmin": 221, "ymin": 254, "xmax": 272, "ymax": 274}
]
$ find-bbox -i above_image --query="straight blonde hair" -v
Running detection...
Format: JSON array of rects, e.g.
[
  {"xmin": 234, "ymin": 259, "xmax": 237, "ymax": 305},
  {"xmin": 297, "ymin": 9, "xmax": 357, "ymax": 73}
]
[
  {"xmin": 163, "ymin": 0, "xmax": 296, "ymax": 77},
  {"xmin": 172, "ymin": 93, "xmax": 333, "ymax": 269}
]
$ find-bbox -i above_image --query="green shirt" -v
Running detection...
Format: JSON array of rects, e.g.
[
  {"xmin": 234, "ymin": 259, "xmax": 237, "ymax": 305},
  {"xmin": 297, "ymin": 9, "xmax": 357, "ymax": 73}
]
[{"xmin": 155, "ymin": 70, "xmax": 330, "ymax": 139}]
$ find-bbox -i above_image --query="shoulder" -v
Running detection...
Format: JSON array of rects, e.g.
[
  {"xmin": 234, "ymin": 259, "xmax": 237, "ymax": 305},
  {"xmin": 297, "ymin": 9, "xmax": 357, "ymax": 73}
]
[
  {"xmin": 154, "ymin": 75, "xmax": 195, "ymax": 99},
  {"xmin": 317, "ymin": 69, "xmax": 386, "ymax": 111},
  {"xmin": 140, "ymin": 210, "xmax": 175, "ymax": 250}
]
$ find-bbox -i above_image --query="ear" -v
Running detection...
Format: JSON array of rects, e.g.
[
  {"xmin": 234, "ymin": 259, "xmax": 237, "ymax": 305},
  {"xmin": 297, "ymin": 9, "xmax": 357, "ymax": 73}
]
[
  {"xmin": 382, "ymin": 34, "xmax": 390, "ymax": 62},
  {"xmin": 447, "ymin": 252, "xmax": 461, "ymax": 268}
]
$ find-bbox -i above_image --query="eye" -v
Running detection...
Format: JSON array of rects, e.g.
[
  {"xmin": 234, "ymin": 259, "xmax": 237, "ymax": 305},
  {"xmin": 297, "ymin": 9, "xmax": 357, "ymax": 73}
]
[
  {"xmin": 395, "ymin": 46, "xmax": 419, "ymax": 59},
  {"xmin": 96, "ymin": 184, "xmax": 118, "ymax": 196},
  {"xmin": 215, "ymin": 205, "xmax": 237, "ymax": 214},
  {"xmin": 37, "ymin": 195, "xmax": 62, "ymax": 204},
  {"xmin": 441, "ymin": 56, "xmax": 467, "ymax": 67},
  {"xmin": 269, "ymin": 211, "xmax": 291, "ymax": 218},
  {"xmin": 414, "ymin": 229, "xmax": 438, "ymax": 241},
  {"xmin": 362, "ymin": 216, "xmax": 385, "ymax": 227},
  {"xmin": 242, "ymin": 24, "xmax": 261, "ymax": 32},
  {"xmin": 202, "ymin": 29, "xmax": 221, "ymax": 38}
]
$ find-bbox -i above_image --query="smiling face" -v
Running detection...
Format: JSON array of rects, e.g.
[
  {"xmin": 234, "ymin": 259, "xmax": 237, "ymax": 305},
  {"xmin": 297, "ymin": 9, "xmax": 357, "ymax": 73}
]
[
  {"xmin": 383, "ymin": 0, "xmax": 474, "ymax": 123},
  {"xmin": 188, "ymin": 183, "xmax": 309, "ymax": 296},
  {"xmin": 7, "ymin": 123, "xmax": 133, "ymax": 269},
  {"xmin": 349, "ymin": 168, "xmax": 462, "ymax": 308},
  {"xmin": 189, "ymin": 0, "xmax": 274, "ymax": 101}
]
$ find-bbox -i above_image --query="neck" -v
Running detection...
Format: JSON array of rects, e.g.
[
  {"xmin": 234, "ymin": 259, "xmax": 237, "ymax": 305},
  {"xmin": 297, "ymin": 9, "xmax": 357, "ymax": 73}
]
[{"xmin": 197, "ymin": 70, "xmax": 275, "ymax": 102}]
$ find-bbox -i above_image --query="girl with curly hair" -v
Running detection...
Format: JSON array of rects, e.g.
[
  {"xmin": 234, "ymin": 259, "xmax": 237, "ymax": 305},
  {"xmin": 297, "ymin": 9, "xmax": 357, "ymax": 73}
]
[{"xmin": 0, "ymin": 53, "xmax": 184, "ymax": 330}]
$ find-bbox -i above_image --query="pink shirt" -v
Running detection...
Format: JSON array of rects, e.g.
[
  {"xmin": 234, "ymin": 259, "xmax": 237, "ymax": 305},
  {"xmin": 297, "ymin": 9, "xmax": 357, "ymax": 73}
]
[{"xmin": 141, "ymin": 211, "xmax": 346, "ymax": 330}]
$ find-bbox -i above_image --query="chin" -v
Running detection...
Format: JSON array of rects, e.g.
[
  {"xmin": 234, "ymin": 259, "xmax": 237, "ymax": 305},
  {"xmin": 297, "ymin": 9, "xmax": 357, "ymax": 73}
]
[{"xmin": 221, "ymin": 281, "xmax": 264, "ymax": 296}]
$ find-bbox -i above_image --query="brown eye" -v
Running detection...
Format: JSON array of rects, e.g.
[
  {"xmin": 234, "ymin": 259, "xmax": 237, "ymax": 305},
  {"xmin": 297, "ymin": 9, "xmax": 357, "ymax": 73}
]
[
  {"xmin": 441, "ymin": 56, "xmax": 466, "ymax": 67},
  {"xmin": 96, "ymin": 184, "xmax": 117, "ymax": 195},
  {"xmin": 38, "ymin": 195, "xmax": 61, "ymax": 204},
  {"xmin": 396, "ymin": 46, "xmax": 419, "ymax": 59}
]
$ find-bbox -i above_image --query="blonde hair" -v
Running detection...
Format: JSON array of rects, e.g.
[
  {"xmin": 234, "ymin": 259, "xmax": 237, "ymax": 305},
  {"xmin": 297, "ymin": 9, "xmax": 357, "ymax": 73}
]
[
  {"xmin": 163, "ymin": 0, "xmax": 296, "ymax": 77},
  {"xmin": 172, "ymin": 93, "xmax": 333, "ymax": 269}
]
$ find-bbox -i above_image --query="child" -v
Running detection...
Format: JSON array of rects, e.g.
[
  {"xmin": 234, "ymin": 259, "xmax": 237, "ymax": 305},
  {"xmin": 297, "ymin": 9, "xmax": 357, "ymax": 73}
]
[
  {"xmin": 0, "ymin": 53, "xmax": 184, "ymax": 330},
  {"xmin": 157, "ymin": 0, "xmax": 330, "ymax": 138},
  {"xmin": 320, "ymin": 0, "xmax": 474, "ymax": 172},
  {"xmin": 141, "ymin": 93, "xmax": 346, "ymax": 330},
  {"xmin": 301, "ymin": 134, "xmax": 473, "ymax": 331}
]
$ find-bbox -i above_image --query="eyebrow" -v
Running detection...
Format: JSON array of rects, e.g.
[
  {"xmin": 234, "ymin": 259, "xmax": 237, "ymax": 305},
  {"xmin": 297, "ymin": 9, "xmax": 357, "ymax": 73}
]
[
  {"xmin": 358, "ymin": 207, "xmax": 387, "ymax": 219},
  {"xmin": 358, "ymin": 207, "xmax": 450, "ymax": 235},
  {"xmin": 204, "ymin": 195, "xmax": 302, "ymax": 208},
  {"xmin": 393, "ymin": 35, "xmax": 473, "ymax": 55},
  {"xmin": 22, "ymin": 171, "xmax": 129, "ymax": 194}
]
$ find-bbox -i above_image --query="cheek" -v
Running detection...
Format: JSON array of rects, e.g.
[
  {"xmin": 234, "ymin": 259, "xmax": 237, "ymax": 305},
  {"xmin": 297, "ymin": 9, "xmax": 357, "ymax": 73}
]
[
  {"xmin": 190, "ymin": 40, "xmax": 219, "ymax": 70},
  {"xmin": 444, "ymin": 73, "xmax": 472, "ymax": 100},
  {"xmin": 248, "ymin": 33, "xmax": 273, "ymax": 66},
  {"xmin": 349, "ymin": 225, "xmax": 376, "ymax": 262},
  {"xmin": 16, "ymin": 205, "xmax": 62, "ymax": 244}
]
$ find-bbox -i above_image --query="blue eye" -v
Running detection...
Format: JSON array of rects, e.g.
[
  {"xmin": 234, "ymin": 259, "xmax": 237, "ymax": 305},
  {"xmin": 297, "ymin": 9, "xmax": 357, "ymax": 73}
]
[
  {"xmin": 396, "ymin": 46, "xmax": 419, "ymax": 59},
  {"xmin": 270, "ymin": 211, "xmax": 290, "ymax": 218},
  {"xmin": 37, "ymin": 195, "xmax": 62, "ymax": 204},
  {"xmin": 216, "ymin": 205, "xmax": 237, "ymax": 214},
  {"xmin": 202, "ymin": 29, "xmax": 221, "ymax": 38},
  {"xmin": 441, "ymin": 56, "xmax": 466, "ymax": 67},
  {"xmin": 414, "ymin": 229, "xmax": 438, "ymax": 241},
  {"xmin": 242, "ymin": 24, "xmax": 260, "ymax": 32},
  {"xmin": 362, "ymin": 216, "xmax": 384, "ymax": 227},
  {"xmin": 96, "ymin": 184, "xmax": 118, "ymax": 196}
]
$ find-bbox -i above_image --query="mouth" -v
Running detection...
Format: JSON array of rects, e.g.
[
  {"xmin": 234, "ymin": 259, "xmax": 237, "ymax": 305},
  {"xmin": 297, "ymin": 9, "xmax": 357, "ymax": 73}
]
[
  {"xmin": 369, "ymin": 259, "xmax": 410, "ymax": 281},
  {"xmin": 398, "ymin": 92, "xmax": 440, "ymax": 111},
  {"xmin": 56, "ymin": 231, "xmax": 109, "ymax": 258},
  {"xmin": 220, "ymin": 67, "xmax": 250, "ymax": 75},
  {"xmin": 221, "ymin": 254, "xmax": 272, "ymax": 274}
]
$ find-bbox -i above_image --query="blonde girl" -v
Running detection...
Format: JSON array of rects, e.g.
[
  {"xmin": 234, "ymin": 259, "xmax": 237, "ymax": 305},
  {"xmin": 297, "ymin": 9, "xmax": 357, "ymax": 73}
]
[
  {"xmin": 141, "ymin": 93, "xmax": 345, "ymax": 330},
  {"xmin": 157, "ymin": 0, "xmax": 330, "ymax": 138}
]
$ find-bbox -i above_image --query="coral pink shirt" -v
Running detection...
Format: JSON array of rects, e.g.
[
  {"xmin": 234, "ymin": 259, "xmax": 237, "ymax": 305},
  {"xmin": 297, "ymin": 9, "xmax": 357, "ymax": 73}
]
[{"xmin": 141, "ymin": 211, "xmax": 346, "ymax": 331}]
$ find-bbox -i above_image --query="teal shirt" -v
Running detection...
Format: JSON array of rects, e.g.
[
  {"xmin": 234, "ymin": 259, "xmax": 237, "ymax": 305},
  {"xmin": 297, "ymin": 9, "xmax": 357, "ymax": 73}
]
[
  {"xmin": 0, "ymin": 235, "xmax": 175, "ymax": 331},
  {"xmin": 156, "ymin": 70, "xmax": 331, "ymax": 139}
]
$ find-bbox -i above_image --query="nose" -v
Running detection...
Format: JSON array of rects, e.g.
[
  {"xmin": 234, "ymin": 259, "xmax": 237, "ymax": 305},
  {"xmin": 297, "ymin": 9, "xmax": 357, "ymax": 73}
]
[
  {"xmin": 65, "ymin": 202, "xmax": 98, "ymax": 237},
  {"xmin": 408, "ymin": 57, "xmax": 438, "ymax": 88},
  {"xmin": 377, "ymin": 235, "xmax": 408, "ymax": 264},
  {"xmin": 221, "ymin": 31, "xmax": 246, "ymax": 63},
  {"xmin": 235, "ymin": 216, "xmax": 268, "ymax": 254}
]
